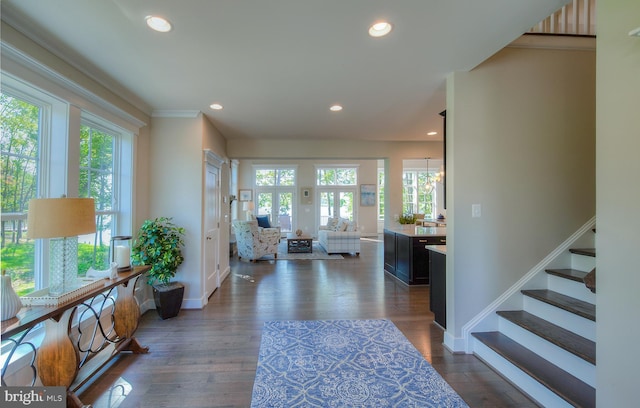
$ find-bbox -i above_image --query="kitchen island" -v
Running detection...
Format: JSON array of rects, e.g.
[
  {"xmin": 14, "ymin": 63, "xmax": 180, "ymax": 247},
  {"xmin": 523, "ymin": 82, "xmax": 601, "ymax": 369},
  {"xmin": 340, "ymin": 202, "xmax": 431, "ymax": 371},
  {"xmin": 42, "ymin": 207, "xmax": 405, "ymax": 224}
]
[
  {"xmin": 426, "ymin": 245, "xmax": 447, "ymax": 328},
  {"xmin": 383, "ymin": 226, "xmax": 446, "ymax": 285}
]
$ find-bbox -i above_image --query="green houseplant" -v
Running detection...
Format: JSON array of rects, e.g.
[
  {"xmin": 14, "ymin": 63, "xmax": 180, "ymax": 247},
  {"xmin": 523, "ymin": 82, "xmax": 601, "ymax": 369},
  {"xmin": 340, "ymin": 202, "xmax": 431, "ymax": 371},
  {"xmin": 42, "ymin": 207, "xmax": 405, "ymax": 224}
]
[
  {"xmin": 398, "ymin": 214, "xmax": 417, "ymax": 225},
  {"xmin": 132, "ymin": 217, "xmax": 186, "ymax": 319}
]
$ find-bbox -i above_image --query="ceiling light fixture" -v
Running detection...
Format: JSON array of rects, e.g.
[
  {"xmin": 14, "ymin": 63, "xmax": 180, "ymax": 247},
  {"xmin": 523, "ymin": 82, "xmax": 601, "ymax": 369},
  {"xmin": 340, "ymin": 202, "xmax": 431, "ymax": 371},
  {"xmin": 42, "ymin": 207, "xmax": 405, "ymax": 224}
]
[
  {"xmin": 329, "ymin": 105, "xmax": 343, "ymax": 112},
  {"xmin": 369, "ymin": 21, "xmax": 392, "ymax": 37},
  {"xmin": 146, "ymin": 15, "xmax": 172, "ymax": 32},
  {"xmin": 427, "ymin": 131, "xmax": 438, "ymax": 136},
  {"xmin": 210, "ymin": 103, "xmax": 223, "ymax": 110}
]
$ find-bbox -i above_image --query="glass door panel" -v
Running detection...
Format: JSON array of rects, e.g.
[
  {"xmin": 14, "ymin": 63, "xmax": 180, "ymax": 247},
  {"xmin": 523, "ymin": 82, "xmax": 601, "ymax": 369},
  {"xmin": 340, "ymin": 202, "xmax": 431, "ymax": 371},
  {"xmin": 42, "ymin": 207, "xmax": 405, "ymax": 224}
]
[
  {"xmin": 319, "ymin": 191, "xmax": 335, "ymax": 226},
  {"xmin": 339, "ymin": 191, "xmax": 354, "ymax": 220},
  {"xmin": 277, "ymin": 191, "xmax": 293, "ymax": 232},
  {"xmin": 256, "ymin": 189, "xmax": 294, "ymax": 233},
  {"xmin": 318, "ymin": 189, "xmax": 356, "ymax": 226},
  {"xmin": 257, "ymin": 192, "xmax": 273, "ymax": 219}
]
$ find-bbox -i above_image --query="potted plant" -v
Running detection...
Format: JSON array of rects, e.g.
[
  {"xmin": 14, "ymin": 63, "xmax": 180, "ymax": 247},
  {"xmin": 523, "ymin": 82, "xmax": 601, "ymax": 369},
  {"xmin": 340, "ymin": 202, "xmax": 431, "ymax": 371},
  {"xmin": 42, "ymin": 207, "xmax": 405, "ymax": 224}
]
[
  {"xmin": 398, "ymin": 214, "xmax": 417, "ymax": 225},
  {"xmin": 131, "ymin": 217, "xmax": 186, "ymax": 319}
]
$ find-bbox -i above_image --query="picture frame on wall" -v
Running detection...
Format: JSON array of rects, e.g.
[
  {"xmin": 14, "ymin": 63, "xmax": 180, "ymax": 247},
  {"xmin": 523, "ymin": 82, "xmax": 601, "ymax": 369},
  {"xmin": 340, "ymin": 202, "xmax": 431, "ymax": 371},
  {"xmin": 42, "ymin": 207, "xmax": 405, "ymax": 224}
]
[
  {"xmin": 239, "ymin": 189, "xmax": 252, "ymax": 202},
  {"xmin": 360, "ymin": 184, "xmax": 376, "ymax": 206},
  {"xmin": 301, "ymin": 187, "xmax": 313, "ymax": 205}
]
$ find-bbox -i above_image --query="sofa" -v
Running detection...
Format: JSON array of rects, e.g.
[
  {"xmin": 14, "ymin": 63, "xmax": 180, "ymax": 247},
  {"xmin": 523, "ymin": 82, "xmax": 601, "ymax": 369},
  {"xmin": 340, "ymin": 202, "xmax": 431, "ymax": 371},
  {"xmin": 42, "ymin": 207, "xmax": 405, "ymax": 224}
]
[{"xmin": 318, "ymin": 217, "xmax": 361, "ymax": 255}]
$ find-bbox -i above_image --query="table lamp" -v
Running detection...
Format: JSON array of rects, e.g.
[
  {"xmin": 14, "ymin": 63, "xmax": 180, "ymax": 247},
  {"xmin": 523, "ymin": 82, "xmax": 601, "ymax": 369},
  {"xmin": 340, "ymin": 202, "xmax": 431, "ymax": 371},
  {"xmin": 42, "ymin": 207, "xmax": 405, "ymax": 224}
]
[
  {"xmin": 243, "ymin": 201, "xmax": 255, "ymax": 220},
  {"xmin": 27, "ymin": 197, "xmax": 96, "ymax": 296}
]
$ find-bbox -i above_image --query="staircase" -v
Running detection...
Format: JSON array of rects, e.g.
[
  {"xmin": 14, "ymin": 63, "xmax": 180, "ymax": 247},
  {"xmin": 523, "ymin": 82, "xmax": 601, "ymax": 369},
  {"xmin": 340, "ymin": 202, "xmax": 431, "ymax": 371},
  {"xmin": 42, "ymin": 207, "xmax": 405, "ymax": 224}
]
[{"xmin": 471, "ymin": 240, "xmax": 596, "ymax": 407}]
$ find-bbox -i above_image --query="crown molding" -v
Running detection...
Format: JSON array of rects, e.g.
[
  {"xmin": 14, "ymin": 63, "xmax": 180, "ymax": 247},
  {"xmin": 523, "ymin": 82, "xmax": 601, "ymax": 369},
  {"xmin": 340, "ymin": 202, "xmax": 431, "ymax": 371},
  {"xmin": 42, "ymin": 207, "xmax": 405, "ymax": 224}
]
[
  {"xmin": 152, "ymin": 110, "xmax": 201, "ymax": 118},
  {"xmin": 1, "ymin": 41, "xmax": 148, "ymax": 129}
]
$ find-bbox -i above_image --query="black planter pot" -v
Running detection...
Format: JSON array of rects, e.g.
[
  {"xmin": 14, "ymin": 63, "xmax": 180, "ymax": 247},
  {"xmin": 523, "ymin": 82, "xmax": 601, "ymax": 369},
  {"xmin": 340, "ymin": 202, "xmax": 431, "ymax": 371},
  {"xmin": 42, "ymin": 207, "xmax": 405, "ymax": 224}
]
[{"xmin": 152, "ymin": 282, "xmax": 184, "ymax": 320}]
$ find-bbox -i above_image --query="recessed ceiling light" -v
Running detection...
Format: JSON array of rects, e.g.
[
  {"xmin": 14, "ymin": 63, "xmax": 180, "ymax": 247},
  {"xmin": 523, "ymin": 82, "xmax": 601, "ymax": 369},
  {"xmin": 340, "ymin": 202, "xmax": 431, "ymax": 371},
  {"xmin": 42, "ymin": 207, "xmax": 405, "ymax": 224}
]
[
  {"xmin": 427, "ymin": 131, "xmax": 438, "ymax": 136},
  {"xmin": 368, "ymin": 21, "xmax": 392, "ymax": 37},
  {"xmin": 210, "ymin": 103, "xmax": 223, "ymax": 110},
  {"xmin": 329, "ymin": 105, "xmax": 343, "ymax": 112},
  {"xmin": 146, "ymin": 15, "xmax": 172, "ymax": 32}
]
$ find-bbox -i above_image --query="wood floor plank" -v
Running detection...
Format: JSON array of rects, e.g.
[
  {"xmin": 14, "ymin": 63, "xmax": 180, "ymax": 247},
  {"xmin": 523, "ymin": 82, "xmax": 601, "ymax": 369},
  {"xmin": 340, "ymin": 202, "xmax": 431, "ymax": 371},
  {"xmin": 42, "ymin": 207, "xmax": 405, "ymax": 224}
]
[{"xmin": 78, "ymin": 238, "xmax": 537, "ymax": 408}]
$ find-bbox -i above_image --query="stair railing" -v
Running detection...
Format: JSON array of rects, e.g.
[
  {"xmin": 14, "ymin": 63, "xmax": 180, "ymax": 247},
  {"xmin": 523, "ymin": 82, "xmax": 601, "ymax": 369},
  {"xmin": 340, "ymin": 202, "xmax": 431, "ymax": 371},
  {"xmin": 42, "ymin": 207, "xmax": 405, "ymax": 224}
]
[{"xmin": 529, "ymin": 0, "xmax": 596, "ymax": 36}]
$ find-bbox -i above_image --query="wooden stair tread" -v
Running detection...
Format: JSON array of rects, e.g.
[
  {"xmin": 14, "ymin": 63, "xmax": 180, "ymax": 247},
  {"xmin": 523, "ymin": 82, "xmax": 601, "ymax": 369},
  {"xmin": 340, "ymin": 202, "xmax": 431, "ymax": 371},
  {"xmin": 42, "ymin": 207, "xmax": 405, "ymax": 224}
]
[
  {"xmin": 522, "ymin": 289, "xmax": 596, "ymax": 321},
  {"xmin": 472, "ymin": 331, "xmax": 595, "ymax": 408},
  {"xmin": 569, "ymin": 248, "xmax": 596, "ymax": 257},
  {"xmin": 545, "ymin": 268, "xmax": 589, "ymax": 282},
  {"xmin": 497, "ymin": 310, "xmax": 596, "ymax": 364}
]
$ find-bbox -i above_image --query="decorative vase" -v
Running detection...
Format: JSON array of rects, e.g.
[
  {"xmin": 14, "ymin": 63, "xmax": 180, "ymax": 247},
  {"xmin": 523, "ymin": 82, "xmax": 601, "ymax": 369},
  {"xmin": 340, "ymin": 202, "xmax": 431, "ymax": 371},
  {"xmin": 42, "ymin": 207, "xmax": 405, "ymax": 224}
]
[
  {"xmin": 295, "ymin": 229, "xmax": 303, "ymax": 236},
  {"xmin": 1, "ymin": 270, "xmax": 22, "ymax": 321}
]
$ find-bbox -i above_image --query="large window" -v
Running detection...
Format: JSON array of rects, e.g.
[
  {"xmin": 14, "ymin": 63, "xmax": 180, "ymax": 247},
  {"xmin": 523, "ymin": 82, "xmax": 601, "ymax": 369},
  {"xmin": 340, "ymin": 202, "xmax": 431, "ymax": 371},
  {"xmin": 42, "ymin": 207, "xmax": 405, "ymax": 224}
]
[
  {"xmin": 317, "ymin": 167, "xmax": 357, "ymax": 186},
  {"xmin": 403, "ymin": 169, "xmax": 436, "ymax": 218},
  {"xmin": 0, "ymin": 92, "xmax": 41, "ymax": 295},
  {"xmin": 79, "ymin": 122, "xmax": 115, "ymax": 271},
  {"xmin": 0, "ymin": 76, "xmax": 134, "ymax": 295},
  {"xmin": 254, "ymin": 167, "xmax": 296, "ymax": 232}
]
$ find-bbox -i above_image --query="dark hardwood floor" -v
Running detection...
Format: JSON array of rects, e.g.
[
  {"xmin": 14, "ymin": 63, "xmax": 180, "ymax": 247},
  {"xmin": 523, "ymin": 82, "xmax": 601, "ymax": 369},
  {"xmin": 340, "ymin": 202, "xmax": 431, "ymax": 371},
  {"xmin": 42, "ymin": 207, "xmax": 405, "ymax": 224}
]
[{"xmin": 79, "ymin": 237, "xmax": 537, "ymax": 407}]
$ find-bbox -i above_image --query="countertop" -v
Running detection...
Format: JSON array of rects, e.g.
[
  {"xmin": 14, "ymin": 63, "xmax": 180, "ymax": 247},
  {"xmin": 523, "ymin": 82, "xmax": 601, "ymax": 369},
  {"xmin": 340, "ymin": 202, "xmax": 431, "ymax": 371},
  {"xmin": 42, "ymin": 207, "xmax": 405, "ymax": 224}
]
[
  {"xmin": 384, "ymin": 226, "xmax": 447, "ymax": 237},
  {"xmin": 425, "ymin": 245, "xmax": 447, "ymax": 255}
]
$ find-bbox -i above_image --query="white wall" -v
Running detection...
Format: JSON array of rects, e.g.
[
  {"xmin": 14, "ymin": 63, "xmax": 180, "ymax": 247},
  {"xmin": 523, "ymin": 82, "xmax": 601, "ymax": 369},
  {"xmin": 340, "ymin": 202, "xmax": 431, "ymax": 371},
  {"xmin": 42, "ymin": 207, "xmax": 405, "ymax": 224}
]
[
  {"xmin": 595, "ymin": 1, "xmax": 640, "ymax": 405},
  {"xmin": 446, "ymin": 41, "xmax": 596, "ymax": 350}
]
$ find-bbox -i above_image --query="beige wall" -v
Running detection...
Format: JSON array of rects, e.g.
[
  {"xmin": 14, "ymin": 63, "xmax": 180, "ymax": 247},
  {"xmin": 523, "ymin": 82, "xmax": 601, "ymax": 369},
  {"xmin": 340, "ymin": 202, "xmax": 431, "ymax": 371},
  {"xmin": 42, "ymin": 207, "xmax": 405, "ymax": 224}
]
[
  {"xmin": 446, "ymin": 42, "xmax": 596, "ymax": 348},
  {"xmin": 149, "ymin": 114, "xmax": 229, "ymax": 308},
  {"xmin": 595, "ymin": 0, "xmax": 640, "ymax": 405}
]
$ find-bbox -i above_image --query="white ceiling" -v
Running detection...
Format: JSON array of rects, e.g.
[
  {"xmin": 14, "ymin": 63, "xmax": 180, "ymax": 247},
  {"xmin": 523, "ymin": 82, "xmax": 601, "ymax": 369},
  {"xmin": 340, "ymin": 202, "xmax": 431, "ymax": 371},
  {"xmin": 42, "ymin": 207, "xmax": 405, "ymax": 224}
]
[{"xmin": 1, "ymin": 0, "xmax": 568, "ymax": 142}]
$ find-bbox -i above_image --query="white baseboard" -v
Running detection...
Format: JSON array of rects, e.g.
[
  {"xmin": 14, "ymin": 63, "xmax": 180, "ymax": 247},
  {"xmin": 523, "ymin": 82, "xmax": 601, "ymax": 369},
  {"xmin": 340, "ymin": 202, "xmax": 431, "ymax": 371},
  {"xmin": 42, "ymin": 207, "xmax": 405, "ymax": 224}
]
[{"xmin": 444, "ymin": 331, "xmax": 467, "ymax": 353}]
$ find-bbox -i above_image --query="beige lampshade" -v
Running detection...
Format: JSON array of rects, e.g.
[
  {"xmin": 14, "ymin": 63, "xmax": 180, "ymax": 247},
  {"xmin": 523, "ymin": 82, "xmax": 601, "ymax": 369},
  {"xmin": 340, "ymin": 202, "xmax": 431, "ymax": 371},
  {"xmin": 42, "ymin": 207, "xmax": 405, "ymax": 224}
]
[
  {"xmin": 243, "ymin": 201, "xmax": 255, "ymax": 211},
  {"xmin": 27, "ymin": 198, "xmax": 96, "ymax": 239}
]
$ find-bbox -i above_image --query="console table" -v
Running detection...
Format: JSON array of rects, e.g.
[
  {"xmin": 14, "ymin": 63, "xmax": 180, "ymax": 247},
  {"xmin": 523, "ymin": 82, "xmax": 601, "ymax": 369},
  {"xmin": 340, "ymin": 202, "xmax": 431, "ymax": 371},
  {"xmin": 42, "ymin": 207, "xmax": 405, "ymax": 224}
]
[{"xmin": 1, "ymin": 266, "xmax": 150, "ymax": 407}]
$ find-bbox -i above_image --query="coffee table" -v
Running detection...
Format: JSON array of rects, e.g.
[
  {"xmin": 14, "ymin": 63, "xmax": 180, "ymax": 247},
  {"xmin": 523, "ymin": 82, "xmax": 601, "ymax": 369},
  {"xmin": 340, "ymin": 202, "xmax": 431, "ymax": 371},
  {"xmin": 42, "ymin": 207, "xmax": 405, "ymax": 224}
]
[{"xmin": 286, "ymin": 233, "xmax": 313, "ymax": 253}]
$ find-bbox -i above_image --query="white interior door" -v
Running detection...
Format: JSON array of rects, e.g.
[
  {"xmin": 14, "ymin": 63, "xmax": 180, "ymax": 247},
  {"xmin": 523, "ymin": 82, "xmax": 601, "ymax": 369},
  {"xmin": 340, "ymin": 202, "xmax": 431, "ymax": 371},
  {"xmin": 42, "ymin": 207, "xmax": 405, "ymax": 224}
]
[{"xmin": 204, "ymin": 163, "xmax": 220, "ymax": 300}]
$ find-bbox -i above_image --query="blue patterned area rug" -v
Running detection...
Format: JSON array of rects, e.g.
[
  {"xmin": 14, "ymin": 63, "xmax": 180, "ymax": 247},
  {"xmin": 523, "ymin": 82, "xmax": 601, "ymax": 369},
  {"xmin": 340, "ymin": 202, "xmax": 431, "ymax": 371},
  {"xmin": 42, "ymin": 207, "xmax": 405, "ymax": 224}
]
[{"xmin": 251, "ymin": 319, "xmax": 469, "ymax": 407}]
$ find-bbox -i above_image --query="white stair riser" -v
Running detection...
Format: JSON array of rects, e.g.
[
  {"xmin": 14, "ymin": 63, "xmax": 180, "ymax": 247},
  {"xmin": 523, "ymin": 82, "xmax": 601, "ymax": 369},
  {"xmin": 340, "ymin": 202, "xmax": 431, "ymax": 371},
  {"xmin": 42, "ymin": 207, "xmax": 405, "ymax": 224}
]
[
  {"xmin": 498, "ymin": 318, "xmax": 596, "ymax": 387},
  {"xmin": 571, "ymin": 253, "xmax": 595, "ymax": 272},
  {"xmin": 547, "ymin": 274, "xmax": 596, "ymax": 304},
  {"xmin": 472, "ymin": 338, "xmax": 574, "ymax": 408},
  {"xmin": 523, "ymin": 297, "xmax": 596, "ymax": 342}
]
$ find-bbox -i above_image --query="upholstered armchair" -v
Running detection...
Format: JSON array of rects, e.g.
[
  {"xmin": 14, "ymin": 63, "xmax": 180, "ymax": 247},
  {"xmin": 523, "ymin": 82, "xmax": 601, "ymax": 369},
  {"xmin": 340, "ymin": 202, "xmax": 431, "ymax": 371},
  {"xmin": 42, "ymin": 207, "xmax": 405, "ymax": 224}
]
[{"xmin": 232, "ymin": 220, "xmax": 279, "ymax": 262}]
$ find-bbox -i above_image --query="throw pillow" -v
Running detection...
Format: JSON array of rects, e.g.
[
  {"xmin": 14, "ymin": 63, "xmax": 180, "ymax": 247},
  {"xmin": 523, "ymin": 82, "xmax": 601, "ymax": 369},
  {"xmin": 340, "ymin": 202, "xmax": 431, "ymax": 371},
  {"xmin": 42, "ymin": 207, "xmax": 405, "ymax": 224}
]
[
  {"xmin": 346, "ymin": 221, "xmax": 357, "ymax": 232},
  {"xmin": 326, "ymin": 217, "xmax": 338, "ymax": 230},
  {"xmin": 256, "ymin": 215, "xmax": 271, "ymax": 228},
  {"xmin": 336, "ymin": 218, "xmax": 348, "ymax": 231}
]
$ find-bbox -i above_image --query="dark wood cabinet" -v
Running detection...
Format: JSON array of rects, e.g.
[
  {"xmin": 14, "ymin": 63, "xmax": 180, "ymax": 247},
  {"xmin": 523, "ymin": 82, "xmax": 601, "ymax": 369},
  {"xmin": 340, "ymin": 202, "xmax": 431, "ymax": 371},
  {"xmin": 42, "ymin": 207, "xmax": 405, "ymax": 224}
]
[
  {"xmin": 383, "ymin": 230, "xmax": 396, "ymax": 274},
  {"xmin": 384, "ymin": 229, "xmax": 445, "ymax": 285},
  {"xmin": 429, "ymin": 249, "xmax": 446, "ymax": 328},
  {"xmin": 395, "ymin": 233, "xmax": 412, "ymax": 283}
]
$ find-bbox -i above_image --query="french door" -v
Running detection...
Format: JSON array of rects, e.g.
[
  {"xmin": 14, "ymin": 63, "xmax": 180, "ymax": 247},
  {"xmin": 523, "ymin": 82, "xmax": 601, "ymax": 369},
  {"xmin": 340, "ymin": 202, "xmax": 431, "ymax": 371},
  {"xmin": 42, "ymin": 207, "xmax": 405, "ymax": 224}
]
[
  {"xmin": 318, "ymin": 188, "xmax": 356, "ymax": 226},
  {"xmin": 256, "ymin": 189, "xmax": 294, "ymax": 233}
]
